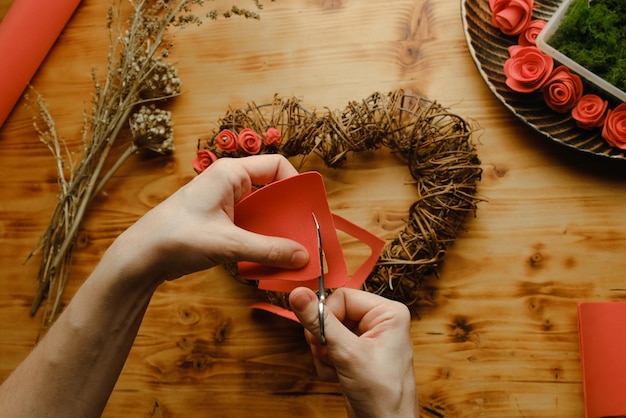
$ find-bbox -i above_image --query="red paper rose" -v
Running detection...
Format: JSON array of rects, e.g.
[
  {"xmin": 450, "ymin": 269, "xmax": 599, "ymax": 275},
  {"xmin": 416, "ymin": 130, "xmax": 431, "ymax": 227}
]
[
  {"xmin": 518, "ymin": 19, "xmax": 545, "ymax": 46},
  {"xmin": 602, "ymin": 103, "xmax": 626, "ymax": 149},
  {"xmin": 541, "ymin": 66, "xmax": 583, "ymax": 113},
  {"xmin": 503, "ymin": 46, "xmax": 553, "ymax": 93},
  {"xmin": 571, "ymin": 94, "xmax": 608, "ymax": 130},
  {"xmin": 263, "ymin": 127, "xmax": 282, "ymax": 147},
  {"xmin": 237, "ymin": 128, "xmax": 262, "ymax": 154},
  {"xmin": 215, "ymin": 129, "xmax": 238, "ymax": 152},
  {"xmin": 192, "ymin": 150, "xmax": 217, "ymax": 173},
  {"xmin": 489, "ymin": 0, "xmax": 534, "ymax": 36}
]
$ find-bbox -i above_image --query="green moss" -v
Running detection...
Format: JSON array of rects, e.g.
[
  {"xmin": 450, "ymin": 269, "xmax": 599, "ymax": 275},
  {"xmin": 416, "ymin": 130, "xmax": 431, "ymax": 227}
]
[{"xmin": 548, "ymin": 0, "xmax": 626, "ymax": 91}]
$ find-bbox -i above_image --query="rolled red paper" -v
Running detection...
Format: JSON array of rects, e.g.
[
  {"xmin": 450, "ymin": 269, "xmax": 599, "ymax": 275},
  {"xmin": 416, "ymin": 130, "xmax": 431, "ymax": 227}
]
[{"xmin": 0, "ymin": 0, "xmax": 82, "ymax": 128}]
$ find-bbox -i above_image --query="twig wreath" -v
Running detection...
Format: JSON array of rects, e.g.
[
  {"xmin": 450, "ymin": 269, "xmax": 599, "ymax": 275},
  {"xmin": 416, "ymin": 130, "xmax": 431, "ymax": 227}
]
[{"xmin": 195, "ymin": 90, "xmax": 483, "ymax": 308}]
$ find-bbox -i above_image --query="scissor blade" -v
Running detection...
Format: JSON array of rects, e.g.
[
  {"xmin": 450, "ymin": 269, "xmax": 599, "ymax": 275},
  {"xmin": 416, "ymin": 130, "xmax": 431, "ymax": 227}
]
[{"xmin": 311, "ymin": 213, "xmax": 326, "ymax": 345}]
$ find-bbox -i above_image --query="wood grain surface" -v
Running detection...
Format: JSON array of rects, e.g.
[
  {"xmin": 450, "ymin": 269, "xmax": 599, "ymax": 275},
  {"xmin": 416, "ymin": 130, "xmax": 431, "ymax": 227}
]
[
  {"xmin": 0, "ymin": 1, "xmax": 10, "ymax": 20},
  {"xmin": 2, "ymin": 0, "xmax": 626, "ymax": 417}
]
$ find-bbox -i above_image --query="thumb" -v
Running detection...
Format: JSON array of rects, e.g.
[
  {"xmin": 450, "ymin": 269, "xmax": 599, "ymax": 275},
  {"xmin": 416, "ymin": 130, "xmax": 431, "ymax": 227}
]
[
  {"xmin": 289, "ymin": 287, "xmax": 357, "ymax": 348},
  {"xmin": 230, "ymin": 228, "xmax": 309, "ymax": 269}
]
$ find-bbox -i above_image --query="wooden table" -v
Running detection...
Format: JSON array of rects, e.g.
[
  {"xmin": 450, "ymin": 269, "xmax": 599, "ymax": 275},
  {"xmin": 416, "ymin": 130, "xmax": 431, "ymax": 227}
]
[{"xmin": 2, "ymin": 1, "xmax": 626, "ymax": 416}]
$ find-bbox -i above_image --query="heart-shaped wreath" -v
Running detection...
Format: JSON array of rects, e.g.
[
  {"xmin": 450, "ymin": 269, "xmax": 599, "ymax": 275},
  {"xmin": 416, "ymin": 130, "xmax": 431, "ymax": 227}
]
[{"xmin": 194, "ymin": 90, "xmax": 482, "ymax": 309}]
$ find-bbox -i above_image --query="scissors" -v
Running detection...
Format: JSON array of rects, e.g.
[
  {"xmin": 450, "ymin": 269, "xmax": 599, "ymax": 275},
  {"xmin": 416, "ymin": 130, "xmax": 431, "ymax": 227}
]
[{"xmin": 312, "ymin": 213, "xmax": 327, "ymax": 345}]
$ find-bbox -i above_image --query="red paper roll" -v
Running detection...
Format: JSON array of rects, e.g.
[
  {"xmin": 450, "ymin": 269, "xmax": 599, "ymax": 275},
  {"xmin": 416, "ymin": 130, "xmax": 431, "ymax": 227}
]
[{"xmin": 0, "ymin": 0, "xmax": 82, "ymax": 128}]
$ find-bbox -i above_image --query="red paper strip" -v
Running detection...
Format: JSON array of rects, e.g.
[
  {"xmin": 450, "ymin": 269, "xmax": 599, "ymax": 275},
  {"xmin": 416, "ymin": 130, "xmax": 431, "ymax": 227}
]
[
  {"xmin": 249, "ymin": 302, "xmax": 298, "ymax": 322},
  {"xmin": 0, "ymin": 0, "xmax": 82, "ymax": 127},
  {"xmin": 331, "ymin": 213, "xmax": 385, "ymax": 289}
]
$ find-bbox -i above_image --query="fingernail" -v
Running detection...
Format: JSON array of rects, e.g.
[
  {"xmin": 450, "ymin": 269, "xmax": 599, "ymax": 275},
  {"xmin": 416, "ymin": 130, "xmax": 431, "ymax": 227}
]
[
  {"xmin": 290, "ymin": 249, "xmax": 309, "ymax": 268},
  {"xmin": 290, "ymin": 287, "xmax": 316, "ymax": 312}
]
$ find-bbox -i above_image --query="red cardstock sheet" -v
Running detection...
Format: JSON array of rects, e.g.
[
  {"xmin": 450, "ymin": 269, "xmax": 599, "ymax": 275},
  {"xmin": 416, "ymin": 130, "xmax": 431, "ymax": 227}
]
[
  {"xmin": 234, "ymin": 171, "xmax": 385, "ymax": 322},
  {"xmin": 235, "ymin": 171, "xmax": 347, "ymax": 291},
  {"xmin": 0, "ymin": 0, "xmax": 82, "ymax": 127},
  {"xmin": 577, "ymin": 302, "xmax": 626, "ymax": 418}
]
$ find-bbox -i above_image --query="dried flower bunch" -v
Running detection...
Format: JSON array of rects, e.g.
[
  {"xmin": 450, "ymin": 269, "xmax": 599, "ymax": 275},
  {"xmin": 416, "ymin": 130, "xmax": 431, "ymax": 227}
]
[
  {"xmin": 28, "ymin": 0, "xmax": 269, "ymax": 327},
  {"xmin": 196, "ymin": 90, "xmax": 483, "ymax": 308}
]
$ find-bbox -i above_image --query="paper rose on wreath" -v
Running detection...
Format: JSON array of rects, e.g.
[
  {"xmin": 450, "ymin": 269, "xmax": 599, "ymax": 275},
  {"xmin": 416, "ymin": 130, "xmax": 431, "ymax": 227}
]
[
  {"xmin": 192, "ymin": 91, "xmax": 482, "ymax": 316},
  {"xmin": 193, "ymin": 127, "xmax": 283, "ymax": 172}
]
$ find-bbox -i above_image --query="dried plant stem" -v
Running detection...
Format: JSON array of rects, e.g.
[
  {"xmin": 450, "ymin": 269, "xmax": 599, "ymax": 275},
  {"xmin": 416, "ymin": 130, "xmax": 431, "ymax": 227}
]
[
  {"xmin": 30, "ymin": 104, "xmax": 133, "ymax": 316},
  {"xmin": 95, "ymin": 143, "xmax": 138, "ymax": 195},
  {"xmin": 29, "ymin": 0, "xmax": 270, "ymax": 326}
]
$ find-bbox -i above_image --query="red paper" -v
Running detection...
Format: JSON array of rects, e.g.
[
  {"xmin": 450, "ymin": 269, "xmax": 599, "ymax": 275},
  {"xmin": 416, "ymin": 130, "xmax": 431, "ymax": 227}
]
[
  {"xmin": 0, "ymin": 0, "xmax": 82, "ymax": 127},
  {"xmin": 577, "ymin": 302, "xmax": 626, "ymax": 417},
  {"xmin": 235, "ymin": 171, "xmax": 348, "ymax": 291},
  {"xmin": 234, "ymin": 171, "xmax": 385, "ymax": 322}
]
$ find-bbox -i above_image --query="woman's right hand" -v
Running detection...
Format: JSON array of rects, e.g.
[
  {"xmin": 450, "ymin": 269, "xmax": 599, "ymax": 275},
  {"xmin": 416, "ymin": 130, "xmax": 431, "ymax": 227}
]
[{"xmin": 289, "ymin": 287, "xmax": 419, "ymax": 418}]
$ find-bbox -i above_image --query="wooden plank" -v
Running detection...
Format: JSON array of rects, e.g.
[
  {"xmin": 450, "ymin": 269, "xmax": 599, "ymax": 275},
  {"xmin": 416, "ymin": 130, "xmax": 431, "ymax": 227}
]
[{"xmin": 3, "ymin": 0, "xmax": 626, "ymax": 416}]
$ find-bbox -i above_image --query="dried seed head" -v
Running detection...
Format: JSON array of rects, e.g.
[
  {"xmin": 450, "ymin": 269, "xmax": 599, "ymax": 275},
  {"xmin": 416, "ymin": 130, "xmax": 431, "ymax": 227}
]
[
  {"xmin": 130, "ymin": 104, "xmax": 175, "ymax": 154},
  {"xmin": 138, "ymin": 58, "xmax": 182, "ymax": 99}
]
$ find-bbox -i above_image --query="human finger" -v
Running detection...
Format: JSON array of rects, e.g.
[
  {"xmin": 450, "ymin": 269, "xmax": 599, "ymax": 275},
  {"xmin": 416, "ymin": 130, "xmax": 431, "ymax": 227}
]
[
  {"xmin": 289, "ymin": 287, "xmax": 360, "ymax": 360},
  {"xmin": 324, "ymin": 287, "xmax": 411, "ymax": 336},
  {"xmin": 236, "ymin": 154, "xmax": 299, "ymax": 188},
  {"xmin": 289, "ymin": 287, "xmax": 340, "ymax": 381},
  {"xmin": 224, "ymin": 226, "xmax": 309, "ymax": 269}
]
